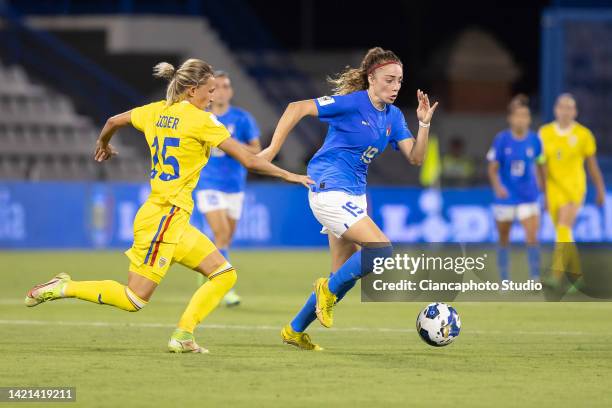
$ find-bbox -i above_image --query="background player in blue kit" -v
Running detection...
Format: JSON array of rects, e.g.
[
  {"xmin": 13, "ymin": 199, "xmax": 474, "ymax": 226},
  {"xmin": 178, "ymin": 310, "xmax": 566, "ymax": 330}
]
[
  {"xmin": 259, "ymin": 47, "xmax": 438, "ymax": 350},
  {"xmin": 487, "ymin": 95, "xmax": 546, "ymax": 282},
  {"xmin": 194, "ymin": 71, "xmax": 261, "ymax": 306}
]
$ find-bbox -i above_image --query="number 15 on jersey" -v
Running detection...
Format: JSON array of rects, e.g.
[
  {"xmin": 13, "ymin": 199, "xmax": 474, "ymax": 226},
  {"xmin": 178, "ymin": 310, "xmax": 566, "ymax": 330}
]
[{"xmin": 151, "ymin": 136, "xmax": 181, "ymax": 181}]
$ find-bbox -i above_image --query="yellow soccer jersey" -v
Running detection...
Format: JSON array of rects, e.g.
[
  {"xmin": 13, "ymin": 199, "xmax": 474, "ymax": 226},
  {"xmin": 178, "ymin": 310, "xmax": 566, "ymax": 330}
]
[
  {"xmin": 131, "ymin": 100, "xmax": 230, "ymax": 214},
  {"xmin": 539, "ymin": 121, "xmax": 596, "ymax": 201}
]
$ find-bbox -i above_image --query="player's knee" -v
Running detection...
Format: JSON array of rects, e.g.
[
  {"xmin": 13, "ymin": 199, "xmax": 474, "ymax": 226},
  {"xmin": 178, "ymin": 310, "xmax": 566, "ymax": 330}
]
[
  {"xmin": 209, "ymin": 262, "xmax": 238, "ymax": 289},
  {"xmin": 361, "ymin": 244, "xmax": 393, "ymax": 277},
  {"xmin": 226, "ymin": 269, "xmax": 238, "ymax": 288},
  {"xmin": 125, "ymin": 286, "xmax": 149, "ymax": 312},
  {"xmin": 217, "ymin": 269, "xmax": 237, "ymax": 293}
]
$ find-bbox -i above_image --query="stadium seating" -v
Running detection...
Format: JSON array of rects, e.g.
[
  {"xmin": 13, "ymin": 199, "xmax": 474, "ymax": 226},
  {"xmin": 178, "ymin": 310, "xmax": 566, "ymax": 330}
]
[{"xmin": 0, "ymin": 61, "xmax": 146, "ymax": 181}]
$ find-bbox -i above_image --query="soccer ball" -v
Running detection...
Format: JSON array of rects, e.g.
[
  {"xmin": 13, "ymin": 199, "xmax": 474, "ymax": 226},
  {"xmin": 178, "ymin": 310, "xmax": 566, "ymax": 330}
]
[{"xmin": 416, "ymin": 302, "xmax": 461, "ymax": 347}]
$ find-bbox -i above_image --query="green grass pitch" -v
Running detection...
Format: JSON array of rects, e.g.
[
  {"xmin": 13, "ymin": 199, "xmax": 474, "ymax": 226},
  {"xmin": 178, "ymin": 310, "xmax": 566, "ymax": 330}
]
[{"xmin": 1, "ymin": 250, "xmax": 611, "ymax": 407}]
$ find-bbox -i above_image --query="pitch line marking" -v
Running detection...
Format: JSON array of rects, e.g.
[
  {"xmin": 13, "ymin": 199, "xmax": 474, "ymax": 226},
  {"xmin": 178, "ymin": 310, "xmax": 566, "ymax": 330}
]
[{"xmin": 0, "ymin": 319, "xmax": 598, "ymax": 336}]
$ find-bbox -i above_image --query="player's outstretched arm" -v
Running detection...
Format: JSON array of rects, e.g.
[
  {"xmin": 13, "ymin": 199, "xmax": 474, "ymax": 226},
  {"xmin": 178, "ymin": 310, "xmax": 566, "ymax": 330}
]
[
  {"xmin": 258, "ymin": 100, "xmax": 318, "ymax": 162},
  {"xmin": 586, "ymin": 155, "xmax": 606, "ymax": 206},
  {"xmin": 243, "ymin": 139, "xmax": 262, "ymax": 154},
  {"xmin": 94, "ymin": 111, "xmax": 131, "ymax": 162},
  {"xmin": 398, "ymin": 90, "xmax": 438, "ymax": 166},
  {"xmin": 218, "ymin": 137, "xmax": 314, "ymax": 188}
]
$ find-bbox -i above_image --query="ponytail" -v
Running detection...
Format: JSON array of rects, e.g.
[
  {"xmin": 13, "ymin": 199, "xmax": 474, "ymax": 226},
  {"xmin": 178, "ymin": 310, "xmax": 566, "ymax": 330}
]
[{"xmin": 153, "ymin": 58, "xmax": 214, "ymax": 105}]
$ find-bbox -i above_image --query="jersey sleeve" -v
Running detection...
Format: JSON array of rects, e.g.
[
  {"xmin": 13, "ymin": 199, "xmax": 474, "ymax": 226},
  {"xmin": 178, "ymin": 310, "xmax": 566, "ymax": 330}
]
[
  {"xmin": 534, "ymin": 134, "xmax": 545, "ymax": 163},
  {"xmin": 314, "ymin": 94, "xmax": 356, "ymax": 123},
  {"xmin": 537, "ymin": 126, "xmax": 550, "ymax": 158},
  {"xmin": 486, "ymin": 135, "xmax": 502, "ymax": 162},
  {"xmin": 201, "ymin": 113, "xmax": 231, "ymax": 147},
  {"xmin": 389, "ymin": 110, "xmax": 413, "ymax": 151},
  {"xmin": 241, "ymin": 111, "xmax": 261, "ymax": 143},
  {"xmin": 583, "ymin": 128, "xmax": 597, "ymax": 157},
  {"xmin": 130, "ymin": 101, "xmax": 161, "ymax": 132}
]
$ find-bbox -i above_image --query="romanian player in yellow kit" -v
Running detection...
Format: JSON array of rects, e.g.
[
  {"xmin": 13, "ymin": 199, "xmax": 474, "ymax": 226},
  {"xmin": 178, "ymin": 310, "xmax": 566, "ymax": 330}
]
[
  {"xmin": 539, "ymin": 93, "xmax": 606, "ymax": 286},
  {"xmin": 24, "ymin": 58, "xmax": 313, "ymax": 353}
]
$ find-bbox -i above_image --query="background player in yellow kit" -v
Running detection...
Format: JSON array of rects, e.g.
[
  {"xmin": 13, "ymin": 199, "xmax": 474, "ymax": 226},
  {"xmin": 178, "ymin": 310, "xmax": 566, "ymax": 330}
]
[
  {"xmin": 539, "ymin": 93, "xmax": 606, "ymax": 286},
  {"xmin": 24, "ymin": 58, "xmax": 313, "ymax": 354}
]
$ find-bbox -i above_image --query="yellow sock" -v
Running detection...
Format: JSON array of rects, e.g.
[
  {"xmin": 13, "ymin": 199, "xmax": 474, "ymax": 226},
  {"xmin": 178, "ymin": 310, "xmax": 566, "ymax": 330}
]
[
  {"xmin": 551, "ymin": 244, "xmax": 566, "ymax": 280},
  {"xmin": 555, "ymin": 224, "xmax": 574, "ymax": 242},
  {"xmin": 551, "ymin": 225, "xmax": 581, "ymax": 280},
  {"xmin": 566, "ymin": 242, "xmax": 582, "ymax": 278},
  {"xmin": 64, "ymin": 280, "xmax": 147, "ymax": 312},
  {"xmin": 177, "ymin": 263, "xmax": 237, "ymax": 333}
]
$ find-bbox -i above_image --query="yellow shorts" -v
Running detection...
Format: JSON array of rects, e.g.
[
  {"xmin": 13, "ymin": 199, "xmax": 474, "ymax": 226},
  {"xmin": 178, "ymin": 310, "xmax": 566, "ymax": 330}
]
[
  {"xmin": 125, "ymin": 201, "xmax": 217, "ymax": 284},
  {"xmin": 547, "ymin": 189, "xmax": 584, "ymax": 225}
]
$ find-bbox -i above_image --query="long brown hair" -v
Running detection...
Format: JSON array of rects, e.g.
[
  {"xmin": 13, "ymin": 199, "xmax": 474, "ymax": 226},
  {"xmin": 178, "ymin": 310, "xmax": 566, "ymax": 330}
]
[
  {"xmin": 327, "ymin": 47, "xmax": 402, "ymax": 95},
  {"xmin": 153, "ymin": 58, "xmax": 214, "ymax": 106}
]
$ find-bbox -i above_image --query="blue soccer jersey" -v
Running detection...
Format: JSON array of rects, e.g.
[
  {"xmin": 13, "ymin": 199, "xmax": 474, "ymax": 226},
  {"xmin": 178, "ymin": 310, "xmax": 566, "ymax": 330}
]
[
  {"xmin": 197, "ymin": 106, "xmax": 260, "ymax": 193},
  {"xmin": 308, "ymin": 90, "xmax": 413, "ymax": 195},
  {"xmin": 487, "ymin": 129, "xmax": 542, "ymax": 204}
]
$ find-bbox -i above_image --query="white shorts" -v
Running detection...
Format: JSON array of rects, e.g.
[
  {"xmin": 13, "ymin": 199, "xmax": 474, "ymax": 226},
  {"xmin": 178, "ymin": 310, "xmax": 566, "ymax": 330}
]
[
  {"xmin": 195, "ymin": 190, "xmax": 245, "ymax": 220},
  {"xmin": 492, "ymin": 202, "xmax": 540, "ymax": 222},
  {"xmin": 308, "ymin": 190, "xmax": 368, "ymax": 238}
]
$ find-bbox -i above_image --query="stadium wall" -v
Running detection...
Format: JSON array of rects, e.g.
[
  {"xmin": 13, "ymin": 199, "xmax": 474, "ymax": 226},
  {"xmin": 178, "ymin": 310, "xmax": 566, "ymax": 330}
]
[
  {"xmin": 1, "ymin": 182, "xmax": 611, "ymax": 249},
  {"xmin": 541, "ymin": 8, "xmax": 612, "ymax": 154}
]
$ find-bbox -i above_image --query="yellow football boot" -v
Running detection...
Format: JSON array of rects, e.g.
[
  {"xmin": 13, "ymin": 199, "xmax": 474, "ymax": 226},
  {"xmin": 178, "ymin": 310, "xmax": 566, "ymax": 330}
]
[
  {"xmin": 314, "ymin": 277, "xmax": 337, "ymax": 328},
  {"xmin": 281, "ymin": 325, "xmax": 323, "ymax": 351}
]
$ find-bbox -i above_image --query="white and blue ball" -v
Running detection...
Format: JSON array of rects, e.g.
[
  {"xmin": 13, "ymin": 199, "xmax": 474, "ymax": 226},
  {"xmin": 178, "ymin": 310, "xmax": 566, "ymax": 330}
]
[{"xmin": 416, "ymin": 302, "xmax": 461, "ymax": 347}]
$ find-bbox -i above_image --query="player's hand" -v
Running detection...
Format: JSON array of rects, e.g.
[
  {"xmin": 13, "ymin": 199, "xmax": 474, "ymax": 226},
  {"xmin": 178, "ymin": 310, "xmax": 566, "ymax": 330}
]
[
  {"xmin": 94, "ymin": 140, "xmax": 118, "ymax": 162},
  {"xmin": 416, "ymin": 89, "xmax": 439, "ymax": 124},
  {"xmin": 257, "ymin": 147, "xmax": 275, "ymax": 162},
  {"xmin": 284, "ymin": 172, "xmax": 315, "ymax": 188},
  {"xmin": 494, "ymin": 185, "xmax": 509, "ymax": 199}
]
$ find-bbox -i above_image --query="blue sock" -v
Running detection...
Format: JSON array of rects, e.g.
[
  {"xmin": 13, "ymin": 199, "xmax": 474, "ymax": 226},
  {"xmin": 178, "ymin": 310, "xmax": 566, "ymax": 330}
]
[
  {"xmin": 219, "ymin": 247, "xmax": 229, "ymax": 260},
  {"xmin": 328, "ymin": 245, "xmax": 392, "ymax": 294},
  {"xmin": 290, "ymin": 292, "xmax": 317, "ymax": 332},
  {"xmin": 527, "ymin": 245, "xmax": 540, "ymax": 279},
  {"xmin": 497, "ymin": 246, "xmax": 509, "ymax": 281},
  {"xmin": 328, "ymin": 251, "xmax": 362, "ymax": 294},
  {"xmin": 290, "ymin": 276, "xmax": 358, "ymax": 332},
  {"xmin": 290, "ymin": 245, "xmax": 391, "ymax": 333},
  {"xmin": 335, "ymin": 278, "xmax": 357, "ymax": 302}
]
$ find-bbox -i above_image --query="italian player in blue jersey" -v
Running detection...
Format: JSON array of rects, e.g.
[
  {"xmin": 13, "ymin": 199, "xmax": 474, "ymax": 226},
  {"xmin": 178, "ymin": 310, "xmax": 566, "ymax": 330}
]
[
  {"xmin": 194, "ymin": 71, "xmax": 261, "ymax": 306},
  {"xmin": 258, "ymin": 47, "xmax": 438, "ymax": 350},
  {"xmin": 487, "ymin": 95, "xmax": 545, "ymax": 281}
]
